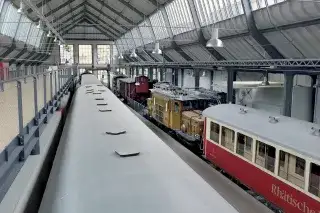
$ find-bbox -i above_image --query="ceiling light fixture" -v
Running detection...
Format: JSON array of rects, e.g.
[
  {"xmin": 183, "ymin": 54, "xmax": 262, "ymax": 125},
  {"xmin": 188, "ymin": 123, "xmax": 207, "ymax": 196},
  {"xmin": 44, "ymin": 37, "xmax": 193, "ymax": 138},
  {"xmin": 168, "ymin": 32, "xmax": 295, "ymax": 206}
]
[
  {"xmin": 206, "ymin": 28, "xmax": 223, "ymax": 48},
  {"xmin": 47, "ymin": 30, "xmax": 53, "ymax": 37},
  {"xmin": 17, "ymin": 1, "xmax": 25, "ymax": 14},
  {"xmin": 152, "ymin": 42, "xmax": 162, "ymax": 55},
  {"xmin": 130, "ymin": 49, "xmax": 137, "ymax": 58},
  {"xmin": 36, "ymin": 20, "xmax": 42, "ymax": 29}
]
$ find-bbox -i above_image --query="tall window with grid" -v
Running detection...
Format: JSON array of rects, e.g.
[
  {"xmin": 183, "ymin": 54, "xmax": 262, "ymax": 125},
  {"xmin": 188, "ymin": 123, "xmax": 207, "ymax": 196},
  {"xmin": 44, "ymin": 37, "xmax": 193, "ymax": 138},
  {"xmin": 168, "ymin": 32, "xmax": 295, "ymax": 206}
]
[
  {"xmin": 60, "ymin": 45, "xmax": 74, "ymax": 64},
  {"xmin": 97, "ymin": 45, "xmax": 111, "ymax": 65},
  {"xmin": 79, "ymin": 45, "xmax": 92, "ymax": 64}
]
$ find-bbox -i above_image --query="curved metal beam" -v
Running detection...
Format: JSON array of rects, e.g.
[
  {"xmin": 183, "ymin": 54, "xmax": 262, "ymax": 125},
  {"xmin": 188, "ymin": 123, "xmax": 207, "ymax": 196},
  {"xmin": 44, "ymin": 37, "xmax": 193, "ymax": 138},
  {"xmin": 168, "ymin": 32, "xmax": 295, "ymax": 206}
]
[
  {"xmin": 241, "ymin": 0, "xmax": 283, "ymax": 59},
  {"xmin": 86, "ymin": 2, "xmax": 128, "ymax": 31},
  {"xmin": 94, "ymin": 0, "xmax": 134, "ymax": 24}
]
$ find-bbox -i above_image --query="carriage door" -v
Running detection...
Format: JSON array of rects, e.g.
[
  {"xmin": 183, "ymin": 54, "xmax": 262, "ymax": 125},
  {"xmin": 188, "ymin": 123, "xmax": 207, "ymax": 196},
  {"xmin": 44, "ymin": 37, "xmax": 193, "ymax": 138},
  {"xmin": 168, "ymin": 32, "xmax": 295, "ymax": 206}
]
[{"xmin": 170, "ymin": 101, "xmax": 181, "ymax": 130}]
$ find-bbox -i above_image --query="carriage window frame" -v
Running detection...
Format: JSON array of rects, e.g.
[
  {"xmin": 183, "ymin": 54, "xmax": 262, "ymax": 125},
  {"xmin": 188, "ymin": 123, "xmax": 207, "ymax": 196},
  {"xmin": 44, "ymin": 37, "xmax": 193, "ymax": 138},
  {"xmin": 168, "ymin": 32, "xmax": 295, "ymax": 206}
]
[
  {"xmin": 278, "ymin": 150, "xmax": 306, "ymax": 189},
  {"xmin": 209, "ymin": 122, "xmax": 220, "ymax": 143},
  {"xmin": 236, "ymin": 132, "xmax": 253, "ymax": 161},
  {"xmin": 221, "ymin": 126, "xmax": 235, "ymax": 152},
  {"xmin": 309, "ymin": 162, "xmax": 320, "ymax": 197},
  {"xmin": 255, "ymin": 140, "xmax": 276, "ymax": 173},
  {"xmin": 295, "ymin": 157, "xmax": 306, "ymax": 177}
]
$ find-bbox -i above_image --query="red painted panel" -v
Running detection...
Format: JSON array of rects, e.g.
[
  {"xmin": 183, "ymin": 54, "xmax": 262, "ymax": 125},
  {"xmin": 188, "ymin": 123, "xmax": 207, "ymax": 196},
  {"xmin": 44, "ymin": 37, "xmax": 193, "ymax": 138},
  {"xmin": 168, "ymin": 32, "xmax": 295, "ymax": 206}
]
[
  {"xmin": 0, "ymin": 62, "xmax": 8, "ymax": 80},
  {"xmin": 126, "ymin": 82, "xmax": 136, "ymax": 100},
  {"xmin": 135, "ymin": 76, "xmax": 149, "ymax": 93},
  {"xmin": 204, "ymin": 140, "xmax": 320, "ymax": 213}
]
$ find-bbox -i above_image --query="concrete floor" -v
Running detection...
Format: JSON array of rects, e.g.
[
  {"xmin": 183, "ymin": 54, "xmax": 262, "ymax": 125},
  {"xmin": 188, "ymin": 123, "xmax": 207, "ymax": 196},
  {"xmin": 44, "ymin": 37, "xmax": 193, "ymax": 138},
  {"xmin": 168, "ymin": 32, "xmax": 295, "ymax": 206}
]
[
  {"xmin": 0, "ymin": 75, "xmax": 58, "ymax": 152},
  {"xmin": 129, "ymin": 108, "xmax": 273, "ymax": 213}
]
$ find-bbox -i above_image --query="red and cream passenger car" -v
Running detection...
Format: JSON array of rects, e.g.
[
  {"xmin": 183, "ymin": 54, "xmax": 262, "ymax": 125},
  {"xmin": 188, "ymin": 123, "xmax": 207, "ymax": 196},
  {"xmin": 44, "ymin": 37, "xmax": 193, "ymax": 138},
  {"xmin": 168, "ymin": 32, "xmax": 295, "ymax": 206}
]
[{"xmin": 202, "ymin": 104, "xmax": 320, "ymax": 213}]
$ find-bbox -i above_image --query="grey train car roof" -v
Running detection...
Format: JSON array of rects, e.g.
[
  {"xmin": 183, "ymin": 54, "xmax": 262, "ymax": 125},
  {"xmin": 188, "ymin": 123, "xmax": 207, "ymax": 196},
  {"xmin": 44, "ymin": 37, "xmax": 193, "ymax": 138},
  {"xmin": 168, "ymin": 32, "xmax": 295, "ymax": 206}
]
[
  {"xmin": 203, "ymin": 104, "xmax": 320, "ymax": 161},
  {"xmin": 81, "ymin": 73, "xmax": 102, "ymax": 85},
  {"xmin": 119, "ymin": 77, "xmax": 135, "ymax": 83},
  {"xmin": 38, "ymin": 75, "xmax": 239, "ymax": 213}
]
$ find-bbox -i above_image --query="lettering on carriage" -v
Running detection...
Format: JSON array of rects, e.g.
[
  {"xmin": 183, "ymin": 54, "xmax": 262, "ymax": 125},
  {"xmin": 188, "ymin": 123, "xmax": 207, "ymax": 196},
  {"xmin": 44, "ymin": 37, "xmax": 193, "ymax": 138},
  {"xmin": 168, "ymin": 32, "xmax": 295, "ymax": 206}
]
[{"xmin": 272, "ymin": 184, "xmax": 319, "ymax": 213}]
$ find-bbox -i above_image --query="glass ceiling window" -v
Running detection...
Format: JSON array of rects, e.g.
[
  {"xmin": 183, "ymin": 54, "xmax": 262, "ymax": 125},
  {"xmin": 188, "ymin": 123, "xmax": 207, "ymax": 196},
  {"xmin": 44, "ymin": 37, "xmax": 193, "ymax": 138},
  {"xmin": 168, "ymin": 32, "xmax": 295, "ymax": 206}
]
[
  {"xmin": 194, "ymin": 0, "xmax": 244, "ymax": 25},
  {"xmin": 27, "ymin": 24, "xmax": 40, "ymax": 46},
  {"xmin": 139, "ymin": 20, "xmax": 154, "ymax": 45},
  {"xmin": 15, "ymin": 15, "xmax": 31, "ymax": 42},
  {"xmin": 124, "ymin": 32, "xmax": 135, "ymax": 50},
  {"xmin": 0, "ymin": 3, "xmax": 21, "ymax": 38},
  {"xmin": 165, "ymin": 0, "xmax": 195, "ymax": 35},
  {"xmin": 131, "ymin": 28, "xmax": 143, "ymax": 47},
  {"xmin": 120, "ymin": 37, "xmax": 129, "ymax": 52},
  {"xmin": 150, "ymin": 11, "xmax": 168, "ymax": 40},
  {"xmin": 35, "ymin": 30, "xmax": 43, "ymax": 48},
  {"xmin": 115, "ymin": 40, "xmax": 124, "ymax": 53},
  {"xmin": 250, "ymin": 0, "xmax": 285, "ymax": 10}
]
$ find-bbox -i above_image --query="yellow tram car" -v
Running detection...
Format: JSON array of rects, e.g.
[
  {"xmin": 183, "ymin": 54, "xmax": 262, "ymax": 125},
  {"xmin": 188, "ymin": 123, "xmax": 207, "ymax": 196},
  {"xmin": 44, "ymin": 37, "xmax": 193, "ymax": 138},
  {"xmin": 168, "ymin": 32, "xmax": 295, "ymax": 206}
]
[{"xmin": 147, "ymin": 82, "xmax": 221, "ymax": 149}]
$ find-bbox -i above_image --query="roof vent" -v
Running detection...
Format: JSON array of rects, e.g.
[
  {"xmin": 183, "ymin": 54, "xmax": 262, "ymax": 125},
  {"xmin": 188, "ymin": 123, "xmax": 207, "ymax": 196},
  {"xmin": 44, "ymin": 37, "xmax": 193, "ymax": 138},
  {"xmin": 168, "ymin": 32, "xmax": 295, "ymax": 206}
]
[
  {"xmin": 115, "ymin": 150, "xmax": 140, "ymax": 157},
  {"xmin": 311, "ymin": 127, "xmax": 320, "ymax": 136},
  {"xmin": 97, "ymin": 103, "xmax": 108, "ymax": 106},
  {"xmin": 99, "ymin": 109, "xmax": 112, "ymax": 112},
  {"xmin": 105, "ymin": 131, "xmax": 126, "ymax": 135},
  {"xmin": 268, "ymin": 116, "xmax": 279, "ymax": 124},
  {"xmin": 239, "ymin": 108, "xmax": 248, "ymax": 114}
]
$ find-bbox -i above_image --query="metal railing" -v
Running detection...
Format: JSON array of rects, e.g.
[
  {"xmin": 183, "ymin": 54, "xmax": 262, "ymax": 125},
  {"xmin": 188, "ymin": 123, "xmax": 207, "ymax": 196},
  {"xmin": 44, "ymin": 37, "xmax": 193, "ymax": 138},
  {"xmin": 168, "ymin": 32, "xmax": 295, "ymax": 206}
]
[{"xmin": 0, "ymin": 65, "xmax": 77, "ymax": 202}]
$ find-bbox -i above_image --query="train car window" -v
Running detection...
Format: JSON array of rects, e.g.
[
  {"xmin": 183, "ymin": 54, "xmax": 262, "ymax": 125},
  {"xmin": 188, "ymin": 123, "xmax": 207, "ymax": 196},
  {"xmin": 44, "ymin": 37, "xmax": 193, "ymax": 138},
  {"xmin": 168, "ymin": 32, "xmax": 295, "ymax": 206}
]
[
  {"xmin": 236, "ymin": 133, "xmax": 253, "ymax": 161},
  {"xmin": 255, "ymin": 141, "xmax": 276, "ymax": 173},
  {"xmin": 221, "ymin": 126, "xmax": 235, "ymax": 152},
  {"xmin": 174, "ymin": 102, "xmax": 179, "ymax": 112},
  {"xmin": 309, "ymin": 163, "xmax": 320, "ymax": 197},
  {"xmin": 296, "ymin": 157, "xmax": 306, "ymax": 177},
  {"xmin": 278, "ymin": 150, "xmax": 305, "ymax": 189},
  {"xmin": 210, "ymin": 122, "xmax": 220, "ymax": 143}
]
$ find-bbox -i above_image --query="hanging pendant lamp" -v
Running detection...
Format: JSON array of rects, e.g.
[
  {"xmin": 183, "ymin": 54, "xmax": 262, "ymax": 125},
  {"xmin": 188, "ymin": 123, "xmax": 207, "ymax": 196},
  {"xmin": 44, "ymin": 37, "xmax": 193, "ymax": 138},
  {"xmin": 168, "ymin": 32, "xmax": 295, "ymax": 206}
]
[
  {"xmin": 47, "ymin": 30, "xmax": 53, "ymax": 37},
  {"xmin": 152, "ymin": 42, "xmax": 162, "ymax": 55},
  {"xmin": 206, "ymin": 28, "xmax": 223, "ymax": 48},
  {"xmin": 130, "ymin": 49, "xmax": 137, "ymax": 58},
  {"xmin": 17, "ymin": 1, "xmax": 25, "ymax": 14}
]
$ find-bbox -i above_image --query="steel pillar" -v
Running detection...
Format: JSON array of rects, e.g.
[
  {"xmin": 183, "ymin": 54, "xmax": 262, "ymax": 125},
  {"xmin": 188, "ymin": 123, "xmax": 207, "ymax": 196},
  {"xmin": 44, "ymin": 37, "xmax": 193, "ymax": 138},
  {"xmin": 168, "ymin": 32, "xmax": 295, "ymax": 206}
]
[
  {"xmin": 181, "ymin": 69, "xmax": 184, "ymax": 87},
  {"xmin": 282, "ymin": 73, "xmax": 294, "ymax": 117},
  {"xmin": 227, "ymin": 70, "xmax": 235, "ymax": 103},
  {"xmin": 210, "ymin": 70, "xmax": 214, "ymax": 90},
  {"xmin": 311, "ymin": 75, "xmax": 317, "ymax": 123},
  {"xmin": 194, "ymin": 69, "xmax": 200, "ymax": 89}
]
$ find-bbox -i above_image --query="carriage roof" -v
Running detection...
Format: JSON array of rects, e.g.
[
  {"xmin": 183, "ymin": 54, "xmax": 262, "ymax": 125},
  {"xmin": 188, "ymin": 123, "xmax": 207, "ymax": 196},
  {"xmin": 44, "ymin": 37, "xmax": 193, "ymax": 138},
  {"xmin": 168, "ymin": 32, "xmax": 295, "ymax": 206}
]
[
  {"xmin": 119, "ymin": 78, "xmax": 135, "ymax": 83},
  {"xmin": 203, "ymin": 104, "xmax": 320, "ymax": 161}
]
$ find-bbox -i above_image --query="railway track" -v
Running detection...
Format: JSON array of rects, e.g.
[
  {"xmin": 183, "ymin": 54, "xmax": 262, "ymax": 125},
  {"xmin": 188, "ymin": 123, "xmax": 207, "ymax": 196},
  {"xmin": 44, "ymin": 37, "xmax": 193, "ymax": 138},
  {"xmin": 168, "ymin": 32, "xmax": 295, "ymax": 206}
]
[{"xmin": 125, "ymin": 104, "xmax": 283, "ymax": 213}]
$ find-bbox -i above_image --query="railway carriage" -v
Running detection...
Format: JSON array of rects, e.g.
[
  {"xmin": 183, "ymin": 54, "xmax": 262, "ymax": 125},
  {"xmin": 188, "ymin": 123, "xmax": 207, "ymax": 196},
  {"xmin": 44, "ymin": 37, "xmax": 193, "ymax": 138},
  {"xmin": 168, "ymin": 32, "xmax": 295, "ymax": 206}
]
[
  {"xmin": 202, "ymin": 104, "xmax": 320, "ymax": 213},
  {"xmin": 118, "ymin": 75, "xmax": 150, "ymax": 104},
  {"xmin": 147, "ymin": 82, "xmax": 222, "ymax": 149}
]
